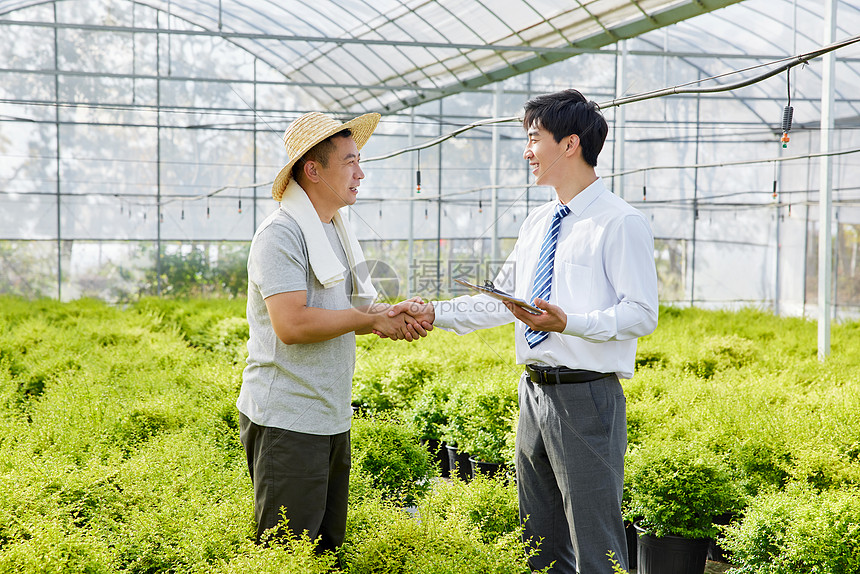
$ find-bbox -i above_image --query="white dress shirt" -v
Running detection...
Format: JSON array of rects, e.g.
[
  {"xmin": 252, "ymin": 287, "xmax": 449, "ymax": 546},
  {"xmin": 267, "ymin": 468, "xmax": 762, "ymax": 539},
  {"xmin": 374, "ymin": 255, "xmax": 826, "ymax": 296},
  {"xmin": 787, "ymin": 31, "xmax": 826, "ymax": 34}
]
[{"xmin": 432, "ymin": 177, "xmax": 658, "ymax": 379}]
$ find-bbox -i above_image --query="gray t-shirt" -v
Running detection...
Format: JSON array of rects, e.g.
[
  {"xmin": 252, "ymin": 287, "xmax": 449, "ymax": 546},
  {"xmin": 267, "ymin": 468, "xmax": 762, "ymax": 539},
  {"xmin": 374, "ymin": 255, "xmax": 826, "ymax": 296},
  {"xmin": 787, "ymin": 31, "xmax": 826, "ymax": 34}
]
[{"xmin": 237, "ymin": 207, "xmax": 355, "ymax": 435}]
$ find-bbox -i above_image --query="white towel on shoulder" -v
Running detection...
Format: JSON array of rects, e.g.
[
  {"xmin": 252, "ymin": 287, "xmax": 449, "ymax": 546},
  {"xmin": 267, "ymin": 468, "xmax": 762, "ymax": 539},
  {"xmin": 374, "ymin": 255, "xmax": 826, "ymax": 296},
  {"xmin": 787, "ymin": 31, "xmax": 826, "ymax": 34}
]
[{"xmin": 279, "ymin": 179, "xmax": 378, "ymax": 305}]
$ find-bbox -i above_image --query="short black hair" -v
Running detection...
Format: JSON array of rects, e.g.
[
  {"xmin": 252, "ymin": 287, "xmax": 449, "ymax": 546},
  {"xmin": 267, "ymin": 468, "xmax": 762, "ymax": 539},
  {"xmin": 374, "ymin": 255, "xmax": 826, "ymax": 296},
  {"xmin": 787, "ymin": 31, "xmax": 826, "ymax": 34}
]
[
  {"xmin": 522, "ymin": 89, "xmax": 608, "ymax": 167},
  {"xmin": 292, "ymin": 128, "xmax": 353, "ymax": 182}
]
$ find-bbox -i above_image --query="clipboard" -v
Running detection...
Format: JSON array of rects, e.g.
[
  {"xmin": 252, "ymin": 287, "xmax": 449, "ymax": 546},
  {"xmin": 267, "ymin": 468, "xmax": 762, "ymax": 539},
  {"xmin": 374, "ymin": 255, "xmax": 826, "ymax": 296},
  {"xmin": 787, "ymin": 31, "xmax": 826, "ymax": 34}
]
[{"xmin": 453, "ymin": 278, "xmax": 543, "ymax": 315}]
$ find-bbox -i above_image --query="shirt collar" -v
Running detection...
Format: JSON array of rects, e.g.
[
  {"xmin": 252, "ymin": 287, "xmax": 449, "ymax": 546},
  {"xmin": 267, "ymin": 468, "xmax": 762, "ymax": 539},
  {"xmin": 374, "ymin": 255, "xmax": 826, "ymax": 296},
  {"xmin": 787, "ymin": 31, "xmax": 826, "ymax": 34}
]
[{"xmin": 561, "ymin": 177, "xmax": 605, "ymax": 217}]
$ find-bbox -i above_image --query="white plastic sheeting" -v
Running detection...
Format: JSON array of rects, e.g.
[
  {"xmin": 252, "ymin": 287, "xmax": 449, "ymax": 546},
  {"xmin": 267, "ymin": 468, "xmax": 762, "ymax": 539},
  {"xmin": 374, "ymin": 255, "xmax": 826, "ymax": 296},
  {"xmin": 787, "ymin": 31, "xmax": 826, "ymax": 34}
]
[{"xmin": 1, "ymin": 0, "xmax": 859, "ymax": 317}]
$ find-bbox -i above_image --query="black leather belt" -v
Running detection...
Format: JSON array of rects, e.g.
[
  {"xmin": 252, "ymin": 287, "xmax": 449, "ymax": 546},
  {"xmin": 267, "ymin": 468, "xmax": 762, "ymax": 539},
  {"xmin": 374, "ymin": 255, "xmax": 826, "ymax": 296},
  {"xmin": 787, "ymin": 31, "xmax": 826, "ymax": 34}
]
[{"xmin": 525, "ymin": 364, "xmax": 611, "ymax": 385}]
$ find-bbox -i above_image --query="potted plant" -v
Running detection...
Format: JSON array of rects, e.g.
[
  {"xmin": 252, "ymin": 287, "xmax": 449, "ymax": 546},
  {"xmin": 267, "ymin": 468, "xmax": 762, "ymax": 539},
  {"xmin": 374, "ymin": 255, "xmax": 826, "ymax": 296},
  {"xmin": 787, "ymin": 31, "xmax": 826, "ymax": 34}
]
[
  {"xmin": 350, "ymin": 414, "xmax": 435, "ymax": 506},
  {"xmin": 405, "ymin": 378, "xmax": 452, "ymax": 478},
  {"xmin": 624, "ymin": 440, "xmax": 744, "ymax": 574},
  {"xmin": 458, "ymin": 376, "xmax": 518, "ymax": 480},
  {"xmin": 441, "ymin": 387, "xmax": 473, "ymax": 481}
]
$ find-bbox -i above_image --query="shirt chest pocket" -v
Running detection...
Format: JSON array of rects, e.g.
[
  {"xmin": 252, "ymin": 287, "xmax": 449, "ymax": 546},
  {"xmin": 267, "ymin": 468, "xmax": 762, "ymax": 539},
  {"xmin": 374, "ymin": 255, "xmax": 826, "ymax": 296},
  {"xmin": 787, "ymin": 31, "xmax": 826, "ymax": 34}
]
[{"xmin": 555, "ymin": 261, "xmax": 592, "ymax": 313}]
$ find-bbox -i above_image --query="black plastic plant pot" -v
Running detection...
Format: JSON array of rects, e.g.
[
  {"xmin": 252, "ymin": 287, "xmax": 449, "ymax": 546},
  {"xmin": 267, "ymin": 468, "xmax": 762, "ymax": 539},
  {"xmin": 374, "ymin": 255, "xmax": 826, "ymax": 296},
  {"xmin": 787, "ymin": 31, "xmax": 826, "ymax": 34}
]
[
  {"xmin": 445, "ymin": 444, "xmax": 472, "ymax": 482},
  {"xmin": 421, "ymin": 438, "xmax": 450, "ymax": 478},
  {"xmin": 635, "ymin": 524, "xmax": 710, "ymax": 574},
  {"xmin": 468, "ymin": 456, "xmax": 502, "ymax": 479}
]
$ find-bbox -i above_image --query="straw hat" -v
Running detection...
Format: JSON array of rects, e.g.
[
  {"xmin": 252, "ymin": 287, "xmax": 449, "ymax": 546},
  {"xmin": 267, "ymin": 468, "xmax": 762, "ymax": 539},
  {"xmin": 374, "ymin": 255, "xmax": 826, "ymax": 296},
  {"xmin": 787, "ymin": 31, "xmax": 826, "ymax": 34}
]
[{"xmin": 271, "ymin": 111, "xmax": 381, "ymax": 201}]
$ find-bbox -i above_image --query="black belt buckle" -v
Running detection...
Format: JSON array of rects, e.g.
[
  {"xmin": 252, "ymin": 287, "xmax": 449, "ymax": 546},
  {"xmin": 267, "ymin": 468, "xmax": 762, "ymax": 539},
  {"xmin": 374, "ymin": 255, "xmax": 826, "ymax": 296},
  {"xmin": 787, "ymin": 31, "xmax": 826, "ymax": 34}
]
[
  {"xmin": 526, "ymin": 364, "xmax": 609, "ymax": 385},
  {"xmin": 527, "ymin": 364, "xmax": 560, "ymax": 385}
]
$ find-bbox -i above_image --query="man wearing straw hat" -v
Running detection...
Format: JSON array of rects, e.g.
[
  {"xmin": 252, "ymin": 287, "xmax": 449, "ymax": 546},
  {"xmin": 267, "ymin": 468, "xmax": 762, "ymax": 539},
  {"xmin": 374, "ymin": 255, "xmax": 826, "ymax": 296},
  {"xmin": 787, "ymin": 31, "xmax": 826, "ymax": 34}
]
[
  {"xmin": 237, "ymin": 111, "xmax": 428, "ymax": 551},
  {"xmin": 388, "ymin": 89, "xmax": 659, "ymax": 573}
]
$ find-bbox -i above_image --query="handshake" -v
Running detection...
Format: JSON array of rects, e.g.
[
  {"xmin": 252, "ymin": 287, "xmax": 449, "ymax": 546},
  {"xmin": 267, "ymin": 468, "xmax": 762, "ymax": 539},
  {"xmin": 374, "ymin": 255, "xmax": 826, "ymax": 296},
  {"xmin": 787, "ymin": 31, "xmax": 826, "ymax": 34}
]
[{"xmin": 368, "ymin": 297, "xmax": 435, "ymax": 342}]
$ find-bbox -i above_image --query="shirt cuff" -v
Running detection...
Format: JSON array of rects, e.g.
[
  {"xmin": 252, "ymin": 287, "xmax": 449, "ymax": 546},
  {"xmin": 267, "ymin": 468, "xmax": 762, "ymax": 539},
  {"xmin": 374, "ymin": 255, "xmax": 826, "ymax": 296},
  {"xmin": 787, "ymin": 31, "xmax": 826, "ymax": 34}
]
[
  {"xmin": 430, "ymin": 300, "xmax": 451, "ymax": 330},
  {"xmin": 563, "ymin": 313, "xmax": 586, "ymax": 337}
]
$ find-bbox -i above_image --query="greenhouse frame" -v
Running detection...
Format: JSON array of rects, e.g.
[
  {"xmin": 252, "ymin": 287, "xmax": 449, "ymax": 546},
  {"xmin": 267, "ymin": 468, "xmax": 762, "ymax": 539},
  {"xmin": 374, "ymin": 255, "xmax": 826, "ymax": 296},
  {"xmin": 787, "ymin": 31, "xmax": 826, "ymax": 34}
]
[{"xmin": 1, "ymin": 0, "xmax": 859, "ymax": 330}]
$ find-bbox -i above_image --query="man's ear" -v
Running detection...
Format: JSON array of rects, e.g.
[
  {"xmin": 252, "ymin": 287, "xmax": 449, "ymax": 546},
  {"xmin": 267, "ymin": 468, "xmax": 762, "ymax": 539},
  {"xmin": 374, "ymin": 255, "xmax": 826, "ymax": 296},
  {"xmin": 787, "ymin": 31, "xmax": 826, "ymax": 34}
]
[
  {"xmin": 304, "ymin": 161, "xmax": 319, "ymax": 182},
  {"xmin": 565, "ymin": 135, "xmax": 579, "ymax": 155}
]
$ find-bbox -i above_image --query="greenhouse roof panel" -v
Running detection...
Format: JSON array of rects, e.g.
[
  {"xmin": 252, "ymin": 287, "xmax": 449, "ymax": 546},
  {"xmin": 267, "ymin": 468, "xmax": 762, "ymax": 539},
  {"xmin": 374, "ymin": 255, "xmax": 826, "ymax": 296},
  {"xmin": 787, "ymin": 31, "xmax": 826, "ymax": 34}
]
[{"xmin": 0, "ymin": 0, "xmax": 745, "ymax": 113}]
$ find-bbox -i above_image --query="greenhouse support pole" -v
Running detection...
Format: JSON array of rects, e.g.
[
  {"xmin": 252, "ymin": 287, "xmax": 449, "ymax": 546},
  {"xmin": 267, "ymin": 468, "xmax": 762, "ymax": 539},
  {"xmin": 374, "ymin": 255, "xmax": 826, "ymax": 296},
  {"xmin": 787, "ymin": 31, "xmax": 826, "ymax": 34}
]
[
  {"xmin": 253, "ymin": 58, "xmax": 258, "ymax": 233},
  {"xmin": 774, "ymin": 159, "xmax": 781, "ymax": 316},
  {"xmin": 408, "ymin": 108, "xmax": 415, "ymax": 297},
  {"xmin": 614, "ymin": 40, "xmax": 627, "ymax": 198},
  {"xmin": 53, "ymin": 3, "xmax": 62, "ymax": 300},
  {"xmin": 490, "ymin": 82, "xmax": 501, "ymax": 262},
  {"xmin": 436, "ymin": 100, "xmax": 443, "ymax": 300},
  {"xmin": 525, "ymin": 72, "xmax": 532, "ymax": 213},
  {"xmin": 156, "ymin": 11, "xmax": 163, "ymax": 296},
  {"xmin": 690, "ymin": 78, "xmax": 701, "ymax": 307},
  {"xmin": 833, "ymin": 209, "xmax": 839, "ymax": 322},
  {"xmin": 802, "ymin": 135, "xmax": 812, "ymax": 316},
  {"xmin": 818, "ymin": 0, "xmax": 836, "ymax": 359}
]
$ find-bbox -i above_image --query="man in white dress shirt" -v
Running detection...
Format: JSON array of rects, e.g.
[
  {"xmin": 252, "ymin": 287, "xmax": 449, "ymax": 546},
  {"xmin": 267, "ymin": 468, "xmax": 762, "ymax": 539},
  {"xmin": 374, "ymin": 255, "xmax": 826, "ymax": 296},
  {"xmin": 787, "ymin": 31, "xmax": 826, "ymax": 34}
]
[{"xmin": 389, "ymin": 89, "xmax": 658, "ymax": 572}]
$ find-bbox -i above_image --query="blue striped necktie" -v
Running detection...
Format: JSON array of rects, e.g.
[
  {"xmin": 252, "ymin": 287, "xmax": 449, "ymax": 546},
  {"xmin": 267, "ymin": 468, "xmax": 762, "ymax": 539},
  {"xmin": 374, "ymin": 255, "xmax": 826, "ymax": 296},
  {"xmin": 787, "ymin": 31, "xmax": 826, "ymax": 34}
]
[{"xmin": 524, "ymin": 203, "xmax": 571, "ymax": 348}]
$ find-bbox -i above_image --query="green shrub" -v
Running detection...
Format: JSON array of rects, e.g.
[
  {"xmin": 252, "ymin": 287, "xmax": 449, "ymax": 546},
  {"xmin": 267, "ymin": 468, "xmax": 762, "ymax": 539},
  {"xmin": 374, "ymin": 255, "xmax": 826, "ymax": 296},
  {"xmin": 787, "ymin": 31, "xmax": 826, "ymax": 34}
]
[
  {"xmin": 352, "ymin": 358, "xmax": 437, "ymax": 412},
  {"xmin": 132, "ymin": 297, "xmax": 247, "ymax": 355},
  {"xmin": 341, "ymin": 494, "xmax": 545, "ymax": 574},
  {"xmin": 405, "ymin": 377, "xmax": 453, "ymax": 441},
  {"xmin": 350, "ymin": 415, "xmax": 434, "ymax": 505},
  {"xmin": 0, "ymin": 518, "xmax": 114, "ymax": 574},
  {"xmin": 683, "ymin": 334, "xmax": 757, "ymax": 379},
  {"xmin": 457, "ymin": 375, "xmax": 518, "ymax": 465},
  {"xmin": 4, "ymin": 298, "xmax": 860, "ymax": 574},
  {"xmin": 635, "ymin": 349, "xmax": 668, "ymax": 370},
  {"xmin": 437, "ymin": 370, "xmax": 518, "ymax": 464},
  {"xmin": 441, "ymin": 384, "xmax": 469, "ymax": 450},
  {"xmin": 204, "ymin": 534, "xmax": 337, "ymax": 574},
  {"xmin": 721, "ymin": 484, "xmax": 860, "ymax": 574},
  {"xmin": 420, "ymin": 472, "xmax": 520, "ymax": 544},
  {"xmin": 624, "ymin": 441, "xmax": 745, "ymax": 540}
]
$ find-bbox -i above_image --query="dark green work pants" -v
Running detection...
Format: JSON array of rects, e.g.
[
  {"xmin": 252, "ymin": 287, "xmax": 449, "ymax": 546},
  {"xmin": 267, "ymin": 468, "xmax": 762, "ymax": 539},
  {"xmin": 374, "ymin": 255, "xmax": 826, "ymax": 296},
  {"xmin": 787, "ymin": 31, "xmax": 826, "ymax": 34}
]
[{"xmin": 239, "ymin": 412, "xmax": 351, "ymax": 552}]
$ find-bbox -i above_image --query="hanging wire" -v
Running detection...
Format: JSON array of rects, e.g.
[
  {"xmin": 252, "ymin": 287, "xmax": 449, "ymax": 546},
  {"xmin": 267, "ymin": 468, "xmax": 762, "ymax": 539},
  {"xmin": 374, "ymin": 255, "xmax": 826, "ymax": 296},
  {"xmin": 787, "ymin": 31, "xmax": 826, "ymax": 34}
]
[
  {"xmin": 361, "ymin": 33, "xmax": 860, "ymax": 164},
  {"xmin": 67, "ymin": 32, "xmax": 858, "ymax": 213}
]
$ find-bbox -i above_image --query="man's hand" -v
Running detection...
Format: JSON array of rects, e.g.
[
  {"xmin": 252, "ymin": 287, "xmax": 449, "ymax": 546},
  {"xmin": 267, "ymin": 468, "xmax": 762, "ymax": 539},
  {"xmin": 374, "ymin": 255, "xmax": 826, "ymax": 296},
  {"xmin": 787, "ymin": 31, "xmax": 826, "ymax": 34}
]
[
  {"xmin": 367, "ymin": 297, "xmax": 432, "ymax": 341},
  {"xmin": 504, "ymin": 297, "xmax": 567, "ymax": 333},
  {"xmin": 387, "ymin": 297, "xmax": 435, "ymax": 331},
  {"xmin": 370, "ymin": 310, "xmax": 424, "ymax": 341},
  {"xmin": 372, "ymin": 297, "xmax": 435, "ymax": 340}
]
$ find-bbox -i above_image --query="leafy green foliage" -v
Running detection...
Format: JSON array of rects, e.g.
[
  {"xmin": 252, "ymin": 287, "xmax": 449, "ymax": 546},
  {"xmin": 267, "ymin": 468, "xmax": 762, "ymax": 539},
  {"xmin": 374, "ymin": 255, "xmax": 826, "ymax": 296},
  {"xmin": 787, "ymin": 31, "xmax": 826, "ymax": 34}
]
[
  {"xmin": 405, "ymin": 377, "xmax": 453, "ymax": 441},
  {"xmin": 341, "ymin": 493, "xmax": 545, "ymax": 574},
  {"xmin": 420, "ymin": 472, "xmax": 520, "ymax": 544},
  {"xmin": 350, "ymin": 414, "xmax": 434, "ymax": 506},
  {"xmin": 2, "ymin": 298, "xmax": 860, "ymax": 572},
  {"xmin": 141, "ymin": 243, "xmax": 250, "ymax": 299},
  {"xmin": 624, "ymin": 441, "xmax": 745, "ymax": 539},
  {"xmin": 444, "ymin": 375, "xmax": 518, "ymax": 464},
  {"xmin": 352, "ymin": 357, "xmax": 437, "ymax": 412},
  {"xmin": 720, "ymin": 484, "xmax": 860, "ymax": 574},
  {"xmin": 682, "ymin": 334, "xmax": 757, "ymax": 379}
]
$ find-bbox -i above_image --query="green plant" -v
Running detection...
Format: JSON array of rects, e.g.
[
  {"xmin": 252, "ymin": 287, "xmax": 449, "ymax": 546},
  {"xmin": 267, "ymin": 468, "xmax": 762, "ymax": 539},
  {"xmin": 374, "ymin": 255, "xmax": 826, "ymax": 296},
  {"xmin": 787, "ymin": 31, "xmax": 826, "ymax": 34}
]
[
  {"xmin": 350, "ymin": 414, "xmax": 435, "ymax": 506},
  {"xmin": 439, "ymin": 373, "xmax": 518, "ymax": 465},
  {"xmin": 341, "ymin": 493, "xmax": 546, "ymax": 574},
  {"xmin": 419, "ymin": 471, "xmax": 520, "ymax": 544},
  {"xmin": 4, "ymin": 298, "xmax": 860, "ymax": 573},
  {"xmin": 624, "ymin": 441, "xmax": 745, "ymax": 540},
  {"xmin": 683, "ymin": 334, "xmax": 757, "ymax": 379},
  {"xmin": 352, "ymin": 357, "xmax": 437, "ymax": 412},
  {"xmin": 607, "ymin": 550, "xmax": 627, "ymax": 574},
  {"xmin": 459, "ymin": 375, "xmax": 518, "ymax": 464},
  {"xmin": 441, "ymin": 385, "xmax": 469, "ymax": 450},
  {"xmin": 720, "ymin": 484, "xmax": 860, "ymax": 574},
  {"xmin": 405, "ymin": 377, "xmax": 453, "ymax": 441}
]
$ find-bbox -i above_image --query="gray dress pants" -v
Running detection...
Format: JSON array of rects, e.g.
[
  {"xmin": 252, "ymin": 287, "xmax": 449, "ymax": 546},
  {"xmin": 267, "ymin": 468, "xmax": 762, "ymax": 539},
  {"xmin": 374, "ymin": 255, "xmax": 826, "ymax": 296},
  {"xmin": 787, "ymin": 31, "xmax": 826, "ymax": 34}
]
[{"xmin": 516, "ymin": 372, "xmax": 628, "ymax": 573}]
